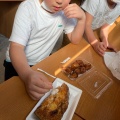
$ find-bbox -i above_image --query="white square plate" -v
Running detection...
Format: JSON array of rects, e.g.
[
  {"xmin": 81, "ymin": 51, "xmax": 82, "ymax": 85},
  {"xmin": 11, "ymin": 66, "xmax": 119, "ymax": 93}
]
[{"xmin": 26, "ymin": 78, "xmax": 82, "ymax": 120}]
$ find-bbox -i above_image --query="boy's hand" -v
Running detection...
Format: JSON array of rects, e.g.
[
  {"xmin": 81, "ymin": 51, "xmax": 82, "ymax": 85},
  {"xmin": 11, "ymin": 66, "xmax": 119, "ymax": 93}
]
[
  {"xmin": 92, "ymin": 41, "xmax": 107, "ymax": 56},
  {"xmin": 24, "ymin": 70, "xmax": 53, "ymax": 100},
  {"xmin": 107, "ymin": 44, "xmax": 117, "ymax": 52},
  {"xmin": 64, "ymin": 3, "xmax": 85, "ymax": 21}
]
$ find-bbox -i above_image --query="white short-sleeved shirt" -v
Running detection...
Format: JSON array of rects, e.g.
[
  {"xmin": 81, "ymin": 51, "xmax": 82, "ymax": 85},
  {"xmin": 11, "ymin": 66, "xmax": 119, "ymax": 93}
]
[
  {"xmin": 6, "ymin": 0, "xmax": 76, "ymax": 65},
  {"xmin": 81, "ymin": 0, "xmax": 120, "ymax": 30}
]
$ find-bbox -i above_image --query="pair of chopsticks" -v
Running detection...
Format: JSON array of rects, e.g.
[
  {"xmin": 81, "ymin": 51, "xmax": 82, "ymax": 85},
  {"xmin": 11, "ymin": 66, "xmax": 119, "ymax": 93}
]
[
  {"xmin": 37, "ymin": 58, "xmax": 71, "ymax": 78},
  {"xmin": 37, "ymin": 68, "xmax": 56, "ymax": 79}
]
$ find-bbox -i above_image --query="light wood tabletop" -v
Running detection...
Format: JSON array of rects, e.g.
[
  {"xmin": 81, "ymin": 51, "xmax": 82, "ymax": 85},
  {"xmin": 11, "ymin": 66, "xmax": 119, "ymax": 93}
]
[{"xmin": 0, "ymin": 21, "xmax": 120, "ymax": 120}]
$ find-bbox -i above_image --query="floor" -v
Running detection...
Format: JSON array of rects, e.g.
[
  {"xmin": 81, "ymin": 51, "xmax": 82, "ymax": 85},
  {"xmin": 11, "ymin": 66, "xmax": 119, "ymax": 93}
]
[{"xmin": 0, "ymin": 34, "xmax": 9, "ymax": 83}]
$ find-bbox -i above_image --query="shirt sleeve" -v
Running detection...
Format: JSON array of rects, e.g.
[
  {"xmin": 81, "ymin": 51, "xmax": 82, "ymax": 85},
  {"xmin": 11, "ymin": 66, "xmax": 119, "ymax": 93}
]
[
  {"xmin": 64, "ymin": 18, "xmax": 77, "ymax": 34},
  {"xmin": 106, "ymin": 17, "xmax": 117, "ymax": 25},
  {"xmin": 81, "ymin": 0, "xmax": 100, "ymax": 17},
  {"xmin": 106, "ymin": 6, "xmax": 120, "ymax": 25},
  {"xmin": 9, "ymin": 1, "xmax": 32, "ymax": 46}
]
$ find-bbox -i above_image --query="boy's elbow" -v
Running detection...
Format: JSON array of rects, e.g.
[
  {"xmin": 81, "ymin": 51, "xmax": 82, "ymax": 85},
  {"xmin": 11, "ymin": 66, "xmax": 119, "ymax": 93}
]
[
  {"xmin": 68, "ymin": 33, "xmax": 83, "ymax": 44},
  {"xmin": 73, "ymin": 40, "xmax": 80, "ymax": 44},
  {"xmin": 71, "ymin": 38, "xmax": 82, "ymax": 45}
]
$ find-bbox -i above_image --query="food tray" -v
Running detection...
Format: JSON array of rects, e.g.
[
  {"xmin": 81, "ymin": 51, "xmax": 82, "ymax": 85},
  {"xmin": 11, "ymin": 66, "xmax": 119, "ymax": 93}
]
[
  {"xmin": 79, "ymin": 70, "xmax": 113, "ymax": 99},
  {"xmin": 62, "ymin": 58, "xmax": 94, "ymax": 80},
  {"xmin": 26, "ymin": 78, "xmax": 82, "ymax": 120}
]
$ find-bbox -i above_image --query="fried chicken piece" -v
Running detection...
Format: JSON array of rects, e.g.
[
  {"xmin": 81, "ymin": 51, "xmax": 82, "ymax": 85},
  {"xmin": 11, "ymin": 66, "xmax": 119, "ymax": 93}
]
[
  {"xmin": 80, "ymin": 67, "xmax": 86, "ymax": 74},
  {"xmin": 69, "ymin": 72, "xmax": 78, "ymax": 78},
  {"xmin": 64, "ymin": 67, "xmax": 72, "ymax": 75},
  {"xmin": 76, "ymin": 60, "xmax": 84, "ymax": 67},
  {"xmin": 84, "ymin": 63, "xmax": 92, "ymax": 70},
  {"xmin": 74, "ymin": 68, "xmax": 81, "ymax": 74},
  {"xmin": 34, "ymin": 83, "xmax": 69, "ymax": 120},
  {"xmin": 71, "ymin": 61, "xmax": 80, "ymax": 70}
]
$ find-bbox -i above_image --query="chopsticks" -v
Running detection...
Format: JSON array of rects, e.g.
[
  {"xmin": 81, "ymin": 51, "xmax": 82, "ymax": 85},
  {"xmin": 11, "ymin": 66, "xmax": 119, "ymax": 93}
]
[{"xmin": 37, "ymin": 68, "xmax": 56, "ymax": 79}]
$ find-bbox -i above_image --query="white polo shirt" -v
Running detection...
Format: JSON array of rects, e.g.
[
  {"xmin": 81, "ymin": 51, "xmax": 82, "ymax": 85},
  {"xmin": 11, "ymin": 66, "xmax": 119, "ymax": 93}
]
[
  {"xmin": 6, "ymin": 0, "xmax": 76, "ymax": 65},
  {"xmin": 81, "ymin": 0, "xmax": 120, "ymax": 30}
]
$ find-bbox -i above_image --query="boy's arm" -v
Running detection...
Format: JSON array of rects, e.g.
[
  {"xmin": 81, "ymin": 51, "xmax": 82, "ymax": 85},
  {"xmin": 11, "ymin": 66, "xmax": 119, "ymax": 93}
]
[
  {"xmin": 100, "ymin": 24, "xmax": 110, "ymax": 46},
  {"xmin": 64, "ymin": 4, "xmax": 86, "ymax": 44},
  {"xmin": 100, "ymin": 24, "xmax": 117, "ymax": 51},
  {"xmin": 84, "ymin": 12, "xmax": 98, "ymax": 45},
  {"xmin": 84, "ymin": 12, "xmax": 107, "ymax": 56},
  {"xmin": 9, "ymin": 42, "xmax": 32, "ymax": 80},
  {"xmin": 9, "ymin": 42, "xmax": 52, "ymax": 100}
]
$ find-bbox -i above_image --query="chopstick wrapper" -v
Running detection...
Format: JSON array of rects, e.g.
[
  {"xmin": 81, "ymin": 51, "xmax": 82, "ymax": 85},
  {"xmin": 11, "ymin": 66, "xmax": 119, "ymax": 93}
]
[{"xmin": 104, "ymin": 51, "xmax": 120, "ymax": 80}]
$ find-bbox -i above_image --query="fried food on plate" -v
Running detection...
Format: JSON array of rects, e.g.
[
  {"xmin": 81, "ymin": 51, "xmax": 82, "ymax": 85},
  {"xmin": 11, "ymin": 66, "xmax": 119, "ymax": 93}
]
[{"xmin": 34, "ymin": 83, "xmax": 69, "ymax": 120}]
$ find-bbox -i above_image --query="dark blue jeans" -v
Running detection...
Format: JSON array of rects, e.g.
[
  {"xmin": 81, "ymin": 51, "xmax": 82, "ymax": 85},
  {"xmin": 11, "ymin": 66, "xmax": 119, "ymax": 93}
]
[{"xmin": 3, "ymin": 60, "xmax": 32, "ymax": 81}]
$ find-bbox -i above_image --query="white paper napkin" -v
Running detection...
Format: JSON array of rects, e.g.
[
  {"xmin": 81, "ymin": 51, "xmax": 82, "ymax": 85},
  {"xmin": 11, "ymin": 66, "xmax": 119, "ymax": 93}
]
[{"xmin": 104, "ymin": 51, "xmax": 120, "ymax": 80}]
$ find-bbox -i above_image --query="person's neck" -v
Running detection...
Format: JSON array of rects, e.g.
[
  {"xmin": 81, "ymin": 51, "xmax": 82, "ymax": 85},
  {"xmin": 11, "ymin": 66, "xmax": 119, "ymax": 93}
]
[
  {"xmin": 41, "ymin": 6, "xmax": 54, "ymax": 14},
  {"xmin": 107, "ymin": 0, "xmax": 117, "ymax": 9},
  {"xmin": 41, "ymin": 1, "xmax": 54, "ymax": 14},
  {"xmin": 39, "ymin": 0, "xmax": 43, "ymax": 4}
]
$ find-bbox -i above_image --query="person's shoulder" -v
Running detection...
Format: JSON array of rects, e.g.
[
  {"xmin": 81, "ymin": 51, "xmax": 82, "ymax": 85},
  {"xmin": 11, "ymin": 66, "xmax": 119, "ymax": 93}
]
[
  {"xmin": 115, "ymin": 4, "xmax": 120, "ymax": 12},
  {"xmin": 81, "ymin": 0, "xmax": 100, "ymax": 8},
  {"xmin": 81, "ymin": 0, "xmax": 100, "ymax": 9},
  {"xmin": 18, "ymin": 0, "xmax": 38, "ymax": 13},
  {"xmin": 19, "ymin": 0, "xmax": 36, "ymax": 8},
  {"xmin": 15, "ymin": 0, "xmax": 38, "ymax": 18},
  {"xmin": 117, "ymin": 4, "xmax": 120, "ymax": 8},
  {"xmin": 83, "ymin": 0, "xmax": 100, "ymax": 4}
]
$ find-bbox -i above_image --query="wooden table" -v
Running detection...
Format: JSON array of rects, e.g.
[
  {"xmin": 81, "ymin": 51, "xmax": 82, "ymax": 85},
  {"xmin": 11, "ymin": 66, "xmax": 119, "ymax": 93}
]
[{"xmin": 0, "ymin": 23, "xmax": 120, "ymax": 120}]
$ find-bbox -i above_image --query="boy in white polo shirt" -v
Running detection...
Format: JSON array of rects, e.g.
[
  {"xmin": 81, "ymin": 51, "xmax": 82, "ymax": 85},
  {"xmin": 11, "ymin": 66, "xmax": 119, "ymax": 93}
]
[
  {"xmin": 4, "ymin": 0, "xmax": 85, "ymax": 100},
  {"xmin": 81, "ymin": 0, "xmax": 120, "ymax": 56}
]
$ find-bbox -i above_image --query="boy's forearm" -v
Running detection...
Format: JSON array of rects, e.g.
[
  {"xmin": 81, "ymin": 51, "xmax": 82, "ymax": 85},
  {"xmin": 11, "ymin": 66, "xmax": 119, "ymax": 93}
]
[
  {"xmin": 85, "ymin": 25, "xmax": 98, "ymax": 45},
  {"xmin": 9, "ymin": 43, "xmax": 32, "ymax": 82},
  {"xmin": 100, "ymin": 27, "xmax": 109, "ymax": 45},
  {"xmin": 70, "ymin": 14, "xmax": 86, "ymax": 44}
]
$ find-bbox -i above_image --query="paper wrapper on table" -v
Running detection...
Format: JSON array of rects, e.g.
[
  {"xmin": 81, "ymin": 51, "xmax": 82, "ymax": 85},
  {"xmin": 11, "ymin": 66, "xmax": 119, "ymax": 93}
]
[{"xmin": 104, "ymin": 51, "xmax": 120, "ymax": 80}]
